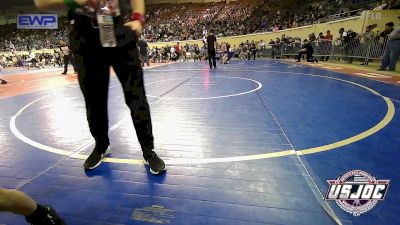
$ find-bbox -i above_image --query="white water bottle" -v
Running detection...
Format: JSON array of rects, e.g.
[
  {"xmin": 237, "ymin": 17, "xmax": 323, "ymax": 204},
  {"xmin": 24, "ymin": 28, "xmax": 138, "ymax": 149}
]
[{"xmin": 97, "ymin": 14, "xmax": 117, "ymax": 47}]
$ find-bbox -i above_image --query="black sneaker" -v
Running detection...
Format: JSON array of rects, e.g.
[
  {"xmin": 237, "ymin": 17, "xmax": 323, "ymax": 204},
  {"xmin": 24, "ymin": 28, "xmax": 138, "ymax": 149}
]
[
  {"xmin": 84, "ymin": 147, "xmax": 111, "ymax": 170},
  {"xmin": 143, "ymin": 152, "xmax": 166, "ymax": 175},
  {"xmin": 26, "ymin": 206, "xmax": 66, "ymax": 225},
  {"xmin": 61, "ymin": 72, "xmax": 67, "ymax": 75}
]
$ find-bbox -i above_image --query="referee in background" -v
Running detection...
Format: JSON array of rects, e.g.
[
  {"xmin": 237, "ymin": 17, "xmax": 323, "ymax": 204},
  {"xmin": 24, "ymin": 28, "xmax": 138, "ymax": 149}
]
[
  {"xmin": 59, "ymin": 40, "xmax": 77, "ymax": 75},
  {"xmin": 34, "ymin": 0, "xmax": 166, "ymax": 175},
  {"xmin": 206, "ymin": 28, "xmax": 217, "ymax": 69}
]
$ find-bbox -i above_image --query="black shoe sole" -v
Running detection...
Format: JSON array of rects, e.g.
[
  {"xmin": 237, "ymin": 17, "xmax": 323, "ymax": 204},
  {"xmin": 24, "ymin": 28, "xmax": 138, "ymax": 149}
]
[
  {"xmin": 84, "ymin": 148, "xmax": 111, "ymax": 170},
  {"xmin": 143, "ymin": 159, "xmax": 167, "ymax": 175}
]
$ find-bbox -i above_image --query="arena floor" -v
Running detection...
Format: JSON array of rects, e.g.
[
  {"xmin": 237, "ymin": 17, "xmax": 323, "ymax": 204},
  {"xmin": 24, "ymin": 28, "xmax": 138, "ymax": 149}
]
[{"xmin": 0, "ymin": 60, "xmax": 399, "ymax": 225}]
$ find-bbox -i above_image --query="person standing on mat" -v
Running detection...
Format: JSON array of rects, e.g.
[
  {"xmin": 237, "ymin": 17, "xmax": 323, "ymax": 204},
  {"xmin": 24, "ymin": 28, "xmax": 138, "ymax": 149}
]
[
  {"xmin": 138, "ymin": 38, "xmax": 150, "ymax": 67},
  {"xmin": 249, "ymin": 42, "xmax": 257, "ymax": 60},
  {"xmin": 207, "ymin": 29, "xmax": 217, "ymax": 69},
  {"xmin": 34, "ymin": 0, "xmax": 166, "ymax": 175},
  {"xmin": 0, "ymin": 188, "xmax": 66, "ymax": 225},
  {"xmin": 59, "ymin": 40, "xmax": 77, "ymax": 75}
]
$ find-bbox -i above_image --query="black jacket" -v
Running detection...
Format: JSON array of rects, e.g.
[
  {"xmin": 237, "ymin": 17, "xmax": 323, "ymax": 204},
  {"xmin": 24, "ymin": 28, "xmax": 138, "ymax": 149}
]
[{"xmin": 302, "ymin": 43, "xmax": 314, "ymax": 53}]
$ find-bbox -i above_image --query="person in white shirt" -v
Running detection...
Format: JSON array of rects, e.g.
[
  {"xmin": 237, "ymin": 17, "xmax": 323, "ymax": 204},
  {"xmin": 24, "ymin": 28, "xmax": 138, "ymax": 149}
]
[{"xmin": 258, "ymin": 40, "xmax": 266, "ymax": 50}]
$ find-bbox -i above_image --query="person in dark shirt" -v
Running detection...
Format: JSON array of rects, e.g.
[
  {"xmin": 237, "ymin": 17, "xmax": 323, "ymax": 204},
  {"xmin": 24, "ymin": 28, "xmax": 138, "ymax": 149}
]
[
  {"xmin": 380, "ymin": 22, "xmax": 394, "ymax": 43},
  {"xmin": 343, "ymin": 29, "xmax": 359, "ymax": 63},
  {"xmin": 206, "ymin": 28, "xmax": 217, "ymax": 69},
  {"xmin": 34, "ymin": 0, "xmax": 166, "ymax": 175},
  {"xmin": 281, "ymin": 34, "xmax": 288, "ymax": 44},
  {"xmin": 138, "ymin": 38, "xmax": 149, "ymax": 67},
  {"xmin": 309, "ymin": 33, "xmax": 317, "ymax": 42},
  {"xmin": 54, "ymin": 50, "xmax": 62, "ymax": 67},
  {"xmin": 296, "ymin": 39, "xmax": 315, "ymax": 62},
  {"xmin": 59, "ymin": 40, "xmax": 77, "ymax": 75},
  {"xmin": 194, "ymin": 45, "xmax": 201, "ymax": 61},
  {"xmin": 249, "ymin": 42, "xmax": 257, "ymax": 60}
]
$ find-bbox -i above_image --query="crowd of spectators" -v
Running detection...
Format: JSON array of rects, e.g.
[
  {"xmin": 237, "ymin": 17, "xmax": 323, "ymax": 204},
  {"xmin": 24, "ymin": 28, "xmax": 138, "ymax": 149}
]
[
  {"xmin": 252, "ymin": 0, "xmax": 384, "ymax": 33},
  {"xmin": 0, "ymin": 0, "xmax": 391, "ymax": 52},
  {"xmin": 139, "ymin": 0, "xmax": 264, "ymax": 42},
  {"xmin": 0, "ymin": 50, "xmax": 63, "ymax": 69},
  {"xmin": 0, "ymin": 20, "xmax": 70, "ymax": 52},
  {"xmin": 0, "ymin": 19, "xmax": 397, "ymax": 70},
  {"xmin": 143, "ymin": 40, "xmax": 260, "ymax": 64},
  {"xmin": 0, "ymin": 0, "xmax": 397, "ymax": 66},
  {"xmin": 139, "ymin": 0, "xmax": 384, "ymax": 43}
]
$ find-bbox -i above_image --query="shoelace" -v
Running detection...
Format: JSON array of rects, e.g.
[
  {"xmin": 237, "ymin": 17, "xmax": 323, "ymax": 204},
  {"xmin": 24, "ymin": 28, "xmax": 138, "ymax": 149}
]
[{"xmin": 46, "ymin": 208, "xmax": 56, "ymax": 224}]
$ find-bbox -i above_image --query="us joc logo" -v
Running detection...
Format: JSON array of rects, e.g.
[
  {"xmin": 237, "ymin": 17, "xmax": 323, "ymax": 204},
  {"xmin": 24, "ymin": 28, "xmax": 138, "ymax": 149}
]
[{"xmin": 325, "ymin": 170, "xmax": 390, "ymax": 216}]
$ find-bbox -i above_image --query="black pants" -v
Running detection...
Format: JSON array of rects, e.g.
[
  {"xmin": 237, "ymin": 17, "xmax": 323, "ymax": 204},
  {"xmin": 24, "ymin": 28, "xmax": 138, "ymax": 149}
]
[
  {"xmin": 56, "ymin": 57, "xmax": 62, "ymax": 67},
  {"xmin": 344, "ymin": 44, "xmax": 354, "ymax": 63},
  {"xmin": 74, "ymin": 43, "xmax": 154, "ymax": 158},
  {"xmin": 140, "ymin": 53, "xmax": 149, "ymax": 67},
  {"xmin": 298, "ymin": 51, "xmax": 313, "ymax": 61},
  {"xmin": 208, "ymin": 50, "xmax": 216, "ymax": 68},
  {"xmin": 249, "ymin": 52, "xmax": 256, "ymax": 60},
  {"xmin": 63, "ymin": 54, "xmax": 77, "ymax": 73}
]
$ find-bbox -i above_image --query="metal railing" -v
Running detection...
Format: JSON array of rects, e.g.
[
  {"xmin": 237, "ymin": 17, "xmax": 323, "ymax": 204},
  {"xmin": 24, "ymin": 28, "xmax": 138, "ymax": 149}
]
[{"xmin": 280, "ymin": 38, "xmax": 388, "ymax": 64}]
